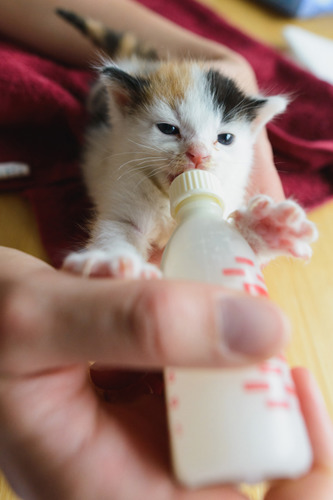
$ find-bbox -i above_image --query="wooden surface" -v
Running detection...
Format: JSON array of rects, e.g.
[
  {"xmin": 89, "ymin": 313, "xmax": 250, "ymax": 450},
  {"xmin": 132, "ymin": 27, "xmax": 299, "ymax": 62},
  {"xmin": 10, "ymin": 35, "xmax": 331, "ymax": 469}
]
[
  {"xmin": 1, "ymin": 0, "xmax": 333, "ymax": 498},
  {"xmin": 202, "ymin": 0, "xmax": 333, "ymax": 47}
]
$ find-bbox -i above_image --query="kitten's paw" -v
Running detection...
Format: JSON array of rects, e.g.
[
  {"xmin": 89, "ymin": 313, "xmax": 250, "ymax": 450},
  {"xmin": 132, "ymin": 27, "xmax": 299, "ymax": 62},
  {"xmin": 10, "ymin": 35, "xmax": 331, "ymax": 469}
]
[
  {"xmin": 229, "ymin": 195, "xmax": 318, "ymax": 260},
  {"xmin": 62, "ymin": 249, "xmax": 162, "ymax": 279}
]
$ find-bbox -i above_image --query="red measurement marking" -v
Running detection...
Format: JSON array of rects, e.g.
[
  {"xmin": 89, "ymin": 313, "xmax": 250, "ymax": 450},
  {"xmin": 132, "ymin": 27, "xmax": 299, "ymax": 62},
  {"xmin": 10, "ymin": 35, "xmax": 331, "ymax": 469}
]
[
  {"xmin": 243, "ymin": 381, "xmax": 270, "ymax": 391},
  {"xmin": 266, "ymin": 400, "xmax": 290, "ymax": 409},
  {"xmin": 259, "ymin": 363, "xmax": 283, "ymax": 375},
  {"xmin": 256, "ymin": 285, "xmax": 268, "ymax": 297},
  {"xmin": 167, "ymin": 371, "xmax": 176, "ymax": 383},
  {"xmin": 235, "ymin": 256, "xmax": 254, "ymax": 266},
  {"xmin": 222, "ymin": 268, "xmax": 245, "ymax": 276},
  {"xmin": 275, "ymin": 353, "xmax": 287, "ymax": 362},
  {"xmin": 244, "ymin": 283, "xmax": 268, "ymax": 296},
  {"xmin": 285, "ymin": 385, "xmax": 297, "ymax": 396},
  {"xmin": 169, "ymin": 396, "xmax": 179, "ymax": 409},
  {"xmin": 174, "ymin": 422, "xmax": 183, "ymax": 436}
]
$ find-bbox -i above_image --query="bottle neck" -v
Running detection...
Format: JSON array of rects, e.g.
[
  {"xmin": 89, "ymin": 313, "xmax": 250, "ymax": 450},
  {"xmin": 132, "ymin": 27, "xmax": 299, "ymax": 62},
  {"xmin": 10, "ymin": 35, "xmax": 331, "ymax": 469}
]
[{"xmin": 174, "ymin": 194, "xmax": 225, "ymax": 223}]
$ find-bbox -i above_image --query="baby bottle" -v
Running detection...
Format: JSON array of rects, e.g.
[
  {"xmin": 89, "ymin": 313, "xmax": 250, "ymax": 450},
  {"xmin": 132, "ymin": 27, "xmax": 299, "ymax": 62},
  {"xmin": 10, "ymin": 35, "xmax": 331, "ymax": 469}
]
[{"xmin": 161, "ymin": 169, "xmax": 313, "ymax": 488}]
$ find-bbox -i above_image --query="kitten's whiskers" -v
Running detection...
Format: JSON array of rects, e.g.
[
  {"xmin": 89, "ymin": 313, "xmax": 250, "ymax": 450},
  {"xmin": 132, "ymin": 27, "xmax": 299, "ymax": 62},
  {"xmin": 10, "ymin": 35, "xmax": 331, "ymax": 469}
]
[
  {"xmin": 128, "ymin": 138, "xmax": 168, "ymax": 154},
  {"xmin": 116, "ymin": 156, "xmax": 167, "ymax": 182}
]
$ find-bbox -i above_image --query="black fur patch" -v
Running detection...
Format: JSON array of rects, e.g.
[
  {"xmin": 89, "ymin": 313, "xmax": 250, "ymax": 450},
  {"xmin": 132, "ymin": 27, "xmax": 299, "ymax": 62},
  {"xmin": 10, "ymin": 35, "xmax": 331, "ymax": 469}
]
[
  {"xmin": 56, "ymin": 8, "xmax": 88, "ymax": 35},
  {"xmin": 104, "ymin": 31, "xmax": 123, "ymax": 56},
  {"xmin": 88, "ymin": 84, "xmax": 110, "ymax": 125},
  {"xmin": 101, "ymin": 66, "xmax": 150, "ymax": 111},
  {"xmin": 206, "ymin": 70, "xmax": 266, "ymax": 122}
]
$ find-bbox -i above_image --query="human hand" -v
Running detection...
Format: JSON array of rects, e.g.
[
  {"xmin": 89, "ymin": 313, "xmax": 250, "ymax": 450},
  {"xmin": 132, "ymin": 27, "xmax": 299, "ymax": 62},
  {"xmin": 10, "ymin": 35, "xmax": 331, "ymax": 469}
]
[
  {"xmin": 0, "ymin": 246, "xmax": 290, "ymax": 499},
  {"xmin": 264, "ymin": 367, "xmax": 333, "ymax": 500},
  {"xmin": 0, "ymin": 248, "xmax": 332, "ymax": 499}
]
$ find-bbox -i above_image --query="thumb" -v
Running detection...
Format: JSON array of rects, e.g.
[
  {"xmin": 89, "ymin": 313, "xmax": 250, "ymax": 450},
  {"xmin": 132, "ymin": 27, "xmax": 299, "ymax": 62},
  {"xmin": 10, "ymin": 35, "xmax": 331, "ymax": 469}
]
[{"xmin": 2, "ymin": 264, "xmax": 290, "ymax": 374}]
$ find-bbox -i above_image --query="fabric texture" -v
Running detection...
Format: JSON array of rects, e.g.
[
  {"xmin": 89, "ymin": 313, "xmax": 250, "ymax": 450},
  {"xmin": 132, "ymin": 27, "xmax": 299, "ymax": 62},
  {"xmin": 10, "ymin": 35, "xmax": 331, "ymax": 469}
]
[{"xmin": 1, "ymin": 0, "xmax": 333, "ymax": 266}]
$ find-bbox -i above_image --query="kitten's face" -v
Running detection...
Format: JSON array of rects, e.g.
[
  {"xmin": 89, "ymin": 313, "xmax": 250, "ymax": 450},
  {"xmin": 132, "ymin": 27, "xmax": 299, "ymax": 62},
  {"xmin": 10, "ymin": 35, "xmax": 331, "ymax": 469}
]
[{"xmin": 102, "ymin": 61, "xmax": 286, "ymax": 207}]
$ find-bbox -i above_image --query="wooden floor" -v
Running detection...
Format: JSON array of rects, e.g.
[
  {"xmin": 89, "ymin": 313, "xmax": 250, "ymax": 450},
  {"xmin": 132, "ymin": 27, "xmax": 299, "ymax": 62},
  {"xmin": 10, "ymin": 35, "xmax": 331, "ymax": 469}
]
[{"xmin": 1, "ymin": 0, "xmax": 333, "ymax": 498}]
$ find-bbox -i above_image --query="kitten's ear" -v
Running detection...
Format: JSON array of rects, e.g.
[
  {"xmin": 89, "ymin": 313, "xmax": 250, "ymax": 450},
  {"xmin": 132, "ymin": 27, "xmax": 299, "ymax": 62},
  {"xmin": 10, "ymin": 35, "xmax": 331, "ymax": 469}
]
[
  {"xmin": 100, "ymin": 64, "xmax": 148, "ymax": 113},
  {"xmin": 251, "ymin": 95, "xmax": 288, "ymax": 136}
]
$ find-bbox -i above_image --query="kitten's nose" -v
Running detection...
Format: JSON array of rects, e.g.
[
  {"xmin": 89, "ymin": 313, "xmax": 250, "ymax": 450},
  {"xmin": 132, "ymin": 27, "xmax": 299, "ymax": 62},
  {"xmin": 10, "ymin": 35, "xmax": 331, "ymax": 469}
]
[{"xmin": 186, "ymin": 148, "xmax": 209, "ymax": 168}]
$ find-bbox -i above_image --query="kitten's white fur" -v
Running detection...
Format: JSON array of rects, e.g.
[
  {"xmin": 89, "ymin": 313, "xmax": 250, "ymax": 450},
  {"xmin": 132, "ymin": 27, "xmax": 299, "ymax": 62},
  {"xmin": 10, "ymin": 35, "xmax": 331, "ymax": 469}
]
[{"xmin": 63, "ymin": 58, "xmax": 316, "ymax": 278}]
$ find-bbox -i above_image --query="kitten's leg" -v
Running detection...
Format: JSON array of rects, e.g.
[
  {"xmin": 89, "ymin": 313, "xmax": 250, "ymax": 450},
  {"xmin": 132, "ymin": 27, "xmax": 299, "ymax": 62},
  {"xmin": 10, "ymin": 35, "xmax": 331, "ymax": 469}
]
[
  {"xmin": 63, "ymin": 248, "xmax": 161, "ymax": 279},
  {"xmin": 229, "ymin": 194, "xmax": 318, "ymax": 263},
  {"xmin": 62, "ymin": 220, "xmax": 162, "ymax": 279}
]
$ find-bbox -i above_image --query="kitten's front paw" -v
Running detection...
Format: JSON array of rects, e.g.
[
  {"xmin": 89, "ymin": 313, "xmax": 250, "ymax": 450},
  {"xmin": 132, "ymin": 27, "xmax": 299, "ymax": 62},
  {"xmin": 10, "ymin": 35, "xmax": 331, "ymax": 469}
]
[
  {"xmin": 62, "ymin": 249, "xmax": 162, "ymax": 279},
  {"xmin": 229, "ymin": 195, "xmax": 318, "ymax": 260}
]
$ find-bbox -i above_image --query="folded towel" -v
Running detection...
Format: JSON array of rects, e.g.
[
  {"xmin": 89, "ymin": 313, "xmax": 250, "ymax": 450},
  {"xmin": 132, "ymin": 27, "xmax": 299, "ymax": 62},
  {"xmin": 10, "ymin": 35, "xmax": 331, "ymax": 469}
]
[{"xmin": 1, "ymin": 0, "xmax": 332, "ymax": 266}]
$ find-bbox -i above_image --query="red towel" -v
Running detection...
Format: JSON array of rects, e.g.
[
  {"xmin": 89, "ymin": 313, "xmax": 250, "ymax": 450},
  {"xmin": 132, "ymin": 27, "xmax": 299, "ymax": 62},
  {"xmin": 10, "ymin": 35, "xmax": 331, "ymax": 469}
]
[{"xmin": 1, "ymin": 0, "xmax": 332, "ymax": 267}]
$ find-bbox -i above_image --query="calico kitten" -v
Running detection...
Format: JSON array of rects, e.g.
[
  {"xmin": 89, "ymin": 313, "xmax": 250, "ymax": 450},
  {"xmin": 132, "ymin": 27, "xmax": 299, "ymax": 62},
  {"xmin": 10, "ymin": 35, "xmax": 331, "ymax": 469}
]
[{"xmin": 57, "ymin": 10, "xmax": 317, "ymax": 278}]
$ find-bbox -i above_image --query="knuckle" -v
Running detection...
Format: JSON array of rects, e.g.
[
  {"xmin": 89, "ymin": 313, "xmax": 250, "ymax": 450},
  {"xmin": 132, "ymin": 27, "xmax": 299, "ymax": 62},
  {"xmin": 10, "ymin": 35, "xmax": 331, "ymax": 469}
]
[
  {"xmin": 129, "ymin": 284, "xmax": 178, "ymax": 364},
  {"xmin": 0, "ymin": 283, "xmax": 43, "ymax": 367}
]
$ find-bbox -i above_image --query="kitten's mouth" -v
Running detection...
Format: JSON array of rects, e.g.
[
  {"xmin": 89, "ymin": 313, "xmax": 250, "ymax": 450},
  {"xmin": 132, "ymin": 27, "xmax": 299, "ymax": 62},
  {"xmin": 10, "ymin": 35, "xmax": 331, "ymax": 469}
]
[{"xmin": 167, "ymin": 173, "xmax": 180, "ymax": 185}]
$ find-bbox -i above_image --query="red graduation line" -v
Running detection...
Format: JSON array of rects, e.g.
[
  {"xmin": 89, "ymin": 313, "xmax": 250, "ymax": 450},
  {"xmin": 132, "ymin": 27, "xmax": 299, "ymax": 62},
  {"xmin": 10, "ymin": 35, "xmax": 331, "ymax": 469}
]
[
  {"xmin": 275, "ymin": 353, "xmax": 287, "ymax": 362},
  {"xmin": 174, "ymin": 422, "xmax": 183, "ymax": 436},
  {"xmin": 169, "ymin": 396, "xmax": 180, "ymax": 409},
  {"xmin": 243, "ymin": 381, "xmax": 270, "ymax": 391},
  {"xmin": 243, "ymin": 283, "xmax": 268, "ymax": 296},
  {"xmin": 235, "ymin": 256, "xmax": 254, "ymax": 266},
  {"xmin": 256, "ymin": 285, "xmax": 268, "ymax": 296},
  {"xmin": 285, "ymin": 385, "xmax": 297, "ymax": 396},
  {"xmin": 222, "ymin": 268, "xmax": 245, "ymax": 276},
  {"xmin": 266, "ymin": 400, "xmax": 290, "ymax": 409},
  {"xmin": 259, "ymin": 363, "xmax": 283, "ymax": 374}
]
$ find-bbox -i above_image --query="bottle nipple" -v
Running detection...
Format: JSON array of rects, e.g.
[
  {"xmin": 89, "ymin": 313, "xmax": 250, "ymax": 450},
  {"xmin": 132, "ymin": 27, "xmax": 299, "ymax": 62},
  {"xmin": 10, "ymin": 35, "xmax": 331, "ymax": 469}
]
[{"xmin": 169, "ymin": 170, "xmax": 225, "ymax": 217}]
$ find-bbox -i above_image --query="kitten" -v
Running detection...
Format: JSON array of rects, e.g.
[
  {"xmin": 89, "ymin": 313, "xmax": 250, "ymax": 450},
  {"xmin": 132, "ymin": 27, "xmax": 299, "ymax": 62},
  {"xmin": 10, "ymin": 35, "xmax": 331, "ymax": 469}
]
[{"xmin": 57, "ymin": 10, "xmax": 317, "ymax": 278}]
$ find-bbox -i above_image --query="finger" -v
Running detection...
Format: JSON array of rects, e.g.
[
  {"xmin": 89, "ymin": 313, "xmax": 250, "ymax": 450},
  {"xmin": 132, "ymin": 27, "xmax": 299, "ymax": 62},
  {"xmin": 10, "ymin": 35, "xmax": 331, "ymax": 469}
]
[
  {"xmin": 1, "ymin": 263, "xmax": 290, "ymax": 374},
  {"xmin": 265, "ymin": 367, "xmax": 333, "ymax": 500},
  {"xmin": 292, "ymin": 367, "xmax": 333, "ymax": 469}
]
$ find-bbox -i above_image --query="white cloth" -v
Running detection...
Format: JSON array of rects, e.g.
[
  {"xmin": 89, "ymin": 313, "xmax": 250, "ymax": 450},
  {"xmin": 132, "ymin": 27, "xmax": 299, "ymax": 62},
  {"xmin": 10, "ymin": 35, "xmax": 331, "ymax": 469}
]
[{"xmin": 284, "ymin": 25, "xmax": 333, "ymax": 85}]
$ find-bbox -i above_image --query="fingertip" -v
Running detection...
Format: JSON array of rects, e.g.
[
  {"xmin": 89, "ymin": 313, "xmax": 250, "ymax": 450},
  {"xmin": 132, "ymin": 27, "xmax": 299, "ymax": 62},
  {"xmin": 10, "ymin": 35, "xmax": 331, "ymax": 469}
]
[
  {"xmin": 217, "ymin": 295, "xmax": 291, "ymax": 364},
  {"xmin": 128, "ymin": 283, "xmax": 291, "ymax": 368},
  {"xmin": 292, "ymin": 367, "xmax": 333, "ymax": 469}
]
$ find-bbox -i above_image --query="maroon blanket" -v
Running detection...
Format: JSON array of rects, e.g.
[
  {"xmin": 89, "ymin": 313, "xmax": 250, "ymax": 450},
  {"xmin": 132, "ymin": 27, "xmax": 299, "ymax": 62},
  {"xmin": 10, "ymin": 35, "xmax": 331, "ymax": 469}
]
[{"xmin": 1, "ymin": 0, "xmax": 333, "ymax": 267}]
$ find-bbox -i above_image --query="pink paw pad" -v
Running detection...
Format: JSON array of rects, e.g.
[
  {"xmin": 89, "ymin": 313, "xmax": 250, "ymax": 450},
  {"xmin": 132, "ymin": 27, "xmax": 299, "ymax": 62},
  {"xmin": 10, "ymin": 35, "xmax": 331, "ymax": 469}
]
[
  {"xmin": 230, "ymin": 195, "xmax": 318, "ymax": 260},
  {"xmin": 87, "ymin": 257, "xmax": 135, "ymax": 278},
  {"xmin": 139, "ymin": 268, "xmax": 161, "ymax": 279},
  {"xmin": 63, "ymin": 250, "xmax": 162, "ymax": 280}
]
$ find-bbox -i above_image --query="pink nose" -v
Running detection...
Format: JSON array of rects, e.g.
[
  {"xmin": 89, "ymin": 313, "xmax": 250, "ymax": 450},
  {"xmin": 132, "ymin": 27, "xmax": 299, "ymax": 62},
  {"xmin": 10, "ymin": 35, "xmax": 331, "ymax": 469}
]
[{"xmin": 186, "ymin": 149, "xmax": 209, "ymax": 167}]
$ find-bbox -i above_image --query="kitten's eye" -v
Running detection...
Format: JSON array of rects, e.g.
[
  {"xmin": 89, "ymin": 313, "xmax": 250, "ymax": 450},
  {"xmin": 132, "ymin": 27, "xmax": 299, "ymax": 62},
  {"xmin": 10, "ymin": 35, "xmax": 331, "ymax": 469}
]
[
  {"xmin": 218, "ymin": 133, "xmax": 234, "ymax": 145},
  {"xmin": 157, "ymin": 123, "xmax": 180, "ymax": 135}
]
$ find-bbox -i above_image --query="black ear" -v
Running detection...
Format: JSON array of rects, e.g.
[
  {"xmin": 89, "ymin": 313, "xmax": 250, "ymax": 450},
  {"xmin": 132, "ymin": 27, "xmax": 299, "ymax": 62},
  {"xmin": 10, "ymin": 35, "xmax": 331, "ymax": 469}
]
[
  {"xmin": 100, "ymin": 65, "xmax": 149, "ymax": 111},
  {"xmin": 206, "ymin": 69, "xmax": 288, "ymax": 127},
  {"xmin": 249, "ymin": 95, "xmax": 288, "ymax": 136}
]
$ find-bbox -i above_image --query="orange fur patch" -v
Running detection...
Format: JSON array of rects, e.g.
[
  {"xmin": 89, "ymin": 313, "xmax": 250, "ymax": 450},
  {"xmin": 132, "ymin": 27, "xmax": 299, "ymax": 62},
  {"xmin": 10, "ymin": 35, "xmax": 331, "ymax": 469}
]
[
  {"xmin": 85, "ymin": 18, "xmax": 107, "ymax": 46},
  {"xmin": 148, "ymin": 62, "xmax": 193, "ymax": 109},
  {"xmin": 117, "ymin": 33, "xmax": 138, "ymax": 58}
]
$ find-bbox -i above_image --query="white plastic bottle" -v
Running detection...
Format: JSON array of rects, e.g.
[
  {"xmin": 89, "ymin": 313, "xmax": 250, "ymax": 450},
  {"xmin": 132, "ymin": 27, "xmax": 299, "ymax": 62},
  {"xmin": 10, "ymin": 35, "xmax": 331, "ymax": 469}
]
[{"xmin": 161, "ymin": 169, "xmax": 313, "ymax": 488}]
